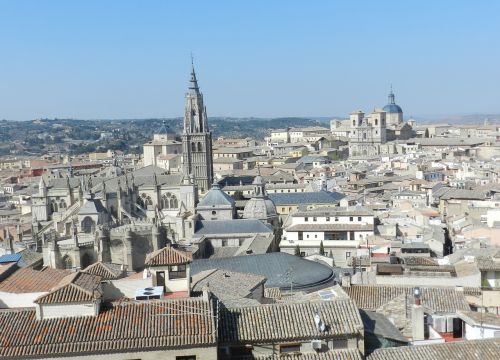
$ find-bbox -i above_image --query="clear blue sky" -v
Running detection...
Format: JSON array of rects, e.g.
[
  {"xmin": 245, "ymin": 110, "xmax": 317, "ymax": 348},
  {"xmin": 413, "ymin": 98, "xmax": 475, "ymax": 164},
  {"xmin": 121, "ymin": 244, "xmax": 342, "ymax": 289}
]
[{"xmin": 1, "ymin": 0, "xmax": 499, "ymax": 120}]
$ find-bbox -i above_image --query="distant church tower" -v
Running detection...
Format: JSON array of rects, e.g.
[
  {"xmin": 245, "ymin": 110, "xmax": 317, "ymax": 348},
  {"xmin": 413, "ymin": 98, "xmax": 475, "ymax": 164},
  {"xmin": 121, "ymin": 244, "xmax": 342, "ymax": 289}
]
[{"xmin": 181, "ymin": 60, "xmax": 214, "ymax": 194}]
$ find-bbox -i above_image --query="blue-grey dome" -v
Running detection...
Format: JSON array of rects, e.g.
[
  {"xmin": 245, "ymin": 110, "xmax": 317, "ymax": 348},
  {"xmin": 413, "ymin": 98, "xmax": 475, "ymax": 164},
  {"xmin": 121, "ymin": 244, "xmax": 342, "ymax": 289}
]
[
  {"xmin": 383, "ymin": 103, "xmax": 403, "ymax": 113},
  {"xmin": 383, "ymin": 90, "xmax": 403, "ymax": 113}
]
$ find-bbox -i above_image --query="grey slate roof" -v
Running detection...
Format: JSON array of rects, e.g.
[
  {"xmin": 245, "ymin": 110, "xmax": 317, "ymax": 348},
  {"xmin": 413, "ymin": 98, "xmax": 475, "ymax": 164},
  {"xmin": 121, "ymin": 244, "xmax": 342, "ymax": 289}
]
[
  {"xmin": 78, "ymin": 198, "xmax": 107, "ymax": 215},
  {"xmin": 367, "ymin": 338, "xmax": 500, "ymax": 360},
  {"xmin": 192, "ymin": 252, "xmax": 335, "ymax": 291},
  {"xmin": 286, "ymin": 224, "xmax": 374, "ymax": 232},
  {"xmin": 292, "ymin": 206, "xmax": 373, "ymax": 217},
  {"xmin": 198, "ymin": 184, "xmax": 235, "ymax": 207},
  {"xmin": 194, "ymin": 219, "xmax": 273, "ymax": 235},
  {"xmin": 269, "ymin": 190, "xmax": 344, "ymax": 205}
]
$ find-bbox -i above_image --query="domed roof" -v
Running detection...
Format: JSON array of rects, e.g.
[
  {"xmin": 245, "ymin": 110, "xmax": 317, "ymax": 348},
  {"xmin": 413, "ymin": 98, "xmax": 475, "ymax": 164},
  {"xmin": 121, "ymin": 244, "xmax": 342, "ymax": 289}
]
[
  {"xmin": 383, "ymin": 103, "xmax": 403, "ymax": 114},
  {"xmin": 243, "ymin": 197, "xmax": 277, "ymax": 221},
  {"xmin": 198, "ymin": 183, "xmax": 235, "ymax": 208},
  {"xmin": 383, "ymin": 89, "xmax": 403, "ymax": 114},
  {"xmin": 243, "ymin": 174, "xmax": 278, "ymax": 221}
]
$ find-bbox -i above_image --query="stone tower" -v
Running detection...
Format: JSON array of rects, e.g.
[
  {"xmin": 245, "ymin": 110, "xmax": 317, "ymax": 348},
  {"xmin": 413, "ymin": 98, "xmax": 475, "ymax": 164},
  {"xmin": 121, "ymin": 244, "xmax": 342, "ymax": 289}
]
[{"xmin": 181, "ymin": 61, "xmax": 213, "ymax": 194}]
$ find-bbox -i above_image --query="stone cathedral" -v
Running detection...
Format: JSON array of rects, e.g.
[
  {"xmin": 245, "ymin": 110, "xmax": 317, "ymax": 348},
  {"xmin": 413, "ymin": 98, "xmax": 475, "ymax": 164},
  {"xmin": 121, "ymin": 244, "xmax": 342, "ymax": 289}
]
[{"xmin": 31, "ymin": 64, "xmax": 216, "ymax": 271}]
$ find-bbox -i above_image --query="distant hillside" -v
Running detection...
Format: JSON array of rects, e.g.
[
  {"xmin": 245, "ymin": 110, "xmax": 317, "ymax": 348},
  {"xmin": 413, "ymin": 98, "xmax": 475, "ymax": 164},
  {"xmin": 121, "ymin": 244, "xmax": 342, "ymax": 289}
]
[{"xmin": 416, "ymin": 114, "xmax": 500, "ymax": 125}]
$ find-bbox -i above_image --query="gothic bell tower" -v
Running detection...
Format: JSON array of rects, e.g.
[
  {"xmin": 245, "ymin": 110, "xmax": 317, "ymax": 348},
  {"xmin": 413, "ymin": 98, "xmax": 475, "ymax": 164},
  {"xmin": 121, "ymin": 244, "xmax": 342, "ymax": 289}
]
[{"xmin": 181, "ymin": 60, "xmax": 213, "ymax": 194}]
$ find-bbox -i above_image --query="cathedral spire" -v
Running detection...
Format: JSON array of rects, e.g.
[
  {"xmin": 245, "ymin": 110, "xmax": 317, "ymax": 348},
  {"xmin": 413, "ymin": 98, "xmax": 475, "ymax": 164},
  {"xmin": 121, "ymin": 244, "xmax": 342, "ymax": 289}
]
[
  {"xmin": 181, "ymin": 59, "xmax": 214, "ymax": 194},
  {"xmin": 189, "ymin": 54, "xmax": 199, "ymax": 90}
]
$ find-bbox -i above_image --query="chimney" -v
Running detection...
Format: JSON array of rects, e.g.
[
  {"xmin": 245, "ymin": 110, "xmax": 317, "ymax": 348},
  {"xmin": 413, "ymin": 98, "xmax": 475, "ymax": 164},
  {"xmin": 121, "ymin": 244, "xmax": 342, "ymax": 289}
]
[{"xmin": 412, "ymin": 287, "xmax": 425, "ymax": 341}]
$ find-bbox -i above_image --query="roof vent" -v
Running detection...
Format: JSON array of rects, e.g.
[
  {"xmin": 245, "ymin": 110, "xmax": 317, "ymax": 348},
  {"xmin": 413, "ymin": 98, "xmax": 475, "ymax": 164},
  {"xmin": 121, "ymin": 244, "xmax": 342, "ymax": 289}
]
[{"xmin": 314, "ymin": 312, "xmax": 326, "ymax": 332}]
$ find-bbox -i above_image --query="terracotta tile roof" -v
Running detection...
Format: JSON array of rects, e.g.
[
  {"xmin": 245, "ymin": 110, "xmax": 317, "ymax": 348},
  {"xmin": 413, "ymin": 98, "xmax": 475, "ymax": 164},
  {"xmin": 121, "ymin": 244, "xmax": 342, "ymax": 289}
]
[
  {"xmin": 401, "ymin": 256, "xmax": 438, "ymax": 266},
  {"xmin": 0, "ymin": 298, "xmax": 216, "ymax": 358},
  {"xmin": 219, "ymin": 299, "xmax": 363, "ymax": 344},
  {"xmin": 253, "ymin": 349, "xmax": 363, "ymax": 360},
  {"xmin": 82, "ymin": 262, "xmax": 125, "ymax": 280},
  {"xmin": 34, "ymin": 272, "xmax": 102, "ymax": 304},
  {"xmin": 191, "ymin": 269, "xmax": 266, "ymax": 302},
  {"xmin": 367, "ymin": 338, "xmax": 500, "ymax": 360},
  {"xmin": 0, "ymin": 267, "xmax": 70, "ymax": 293},
  {"xmin": 145, "ymin": 245, "xmax": 192, "ymax": 266},
  {"xmin": 264, "ymin": 287, "xmax": 282, "ymax": 300},
  {"xmin": 344, "ymin": 285, "xmax": 470, "ymax": 313}
]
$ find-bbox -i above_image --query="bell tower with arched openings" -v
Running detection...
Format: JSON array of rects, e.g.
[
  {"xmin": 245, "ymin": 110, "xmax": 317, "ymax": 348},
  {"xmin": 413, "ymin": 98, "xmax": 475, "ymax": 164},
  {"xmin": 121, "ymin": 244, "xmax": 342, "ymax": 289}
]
[{"xmin": 181, "ymin": 59, "xmax": 213, "ymax": 194}]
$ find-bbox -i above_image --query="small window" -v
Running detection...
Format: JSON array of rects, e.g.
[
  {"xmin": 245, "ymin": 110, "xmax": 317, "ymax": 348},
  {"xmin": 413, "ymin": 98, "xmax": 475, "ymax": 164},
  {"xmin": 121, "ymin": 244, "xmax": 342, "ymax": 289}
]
[
  {"xmin": 313, "ymin": 217, "xmax": 317, "ymax": 222},
  {"xmin": 298, "ymin": 232, "xmax": 303, "ymax": 240},
  {"xmin": 346, "ymin": 252, "xmax": 351, "ymax": 259},
  {"xmin": 305, "ymin": 217, "xmax": 309, "ymax": 222},
  {"xmin": 335, "ymin": 217, "xmax": 339, "ymax": 222},
  {"xmin": 169, "ymin": 264, "xmax": 187, "ymax": 279},
  {"xmin": 326, "ymin": 217, "xmax": 330, "ymax": 221},
  {"xmin": 306, "ymin": 234, "xmax": 310, "ymax": 239},
  {"xmin": 314, "ymin": 234, "xmax": 317, "ymax": 238},
  {"xmin": 212, "ymin": 210, "xmax": 217, "ymax": 215},
  {"xmin": 349, "ymin": 217, "xmax": 353, "ymax": 222},
  {"xmin": 358, "ymin": 217, "xmax": 362, "ymax": 221}
]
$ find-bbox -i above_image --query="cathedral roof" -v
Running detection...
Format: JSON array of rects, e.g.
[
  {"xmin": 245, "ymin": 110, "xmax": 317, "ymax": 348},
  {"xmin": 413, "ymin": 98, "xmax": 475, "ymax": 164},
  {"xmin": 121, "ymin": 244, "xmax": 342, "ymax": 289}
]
[
  {"xmin": 79, "ymin": 198, "xmax": 107, "ymax": 215},
  {"xmin": 198, "ymin": 183, "xmax": 235, "ymax": 208},
  {"xmin": 243, "ymin": 197, "xmax": 278, "ymax": 220},
  {"xmin": 194, "ymin": 219, "xmax": 273, "ymax": 235}
]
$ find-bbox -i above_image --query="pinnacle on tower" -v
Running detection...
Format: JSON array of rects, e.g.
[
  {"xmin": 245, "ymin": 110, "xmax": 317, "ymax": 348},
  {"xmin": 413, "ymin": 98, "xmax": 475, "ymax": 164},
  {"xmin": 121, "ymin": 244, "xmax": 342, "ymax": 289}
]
[{"xmin": 388, "ymin": 85, "xmax": 396, "ymax": 104}]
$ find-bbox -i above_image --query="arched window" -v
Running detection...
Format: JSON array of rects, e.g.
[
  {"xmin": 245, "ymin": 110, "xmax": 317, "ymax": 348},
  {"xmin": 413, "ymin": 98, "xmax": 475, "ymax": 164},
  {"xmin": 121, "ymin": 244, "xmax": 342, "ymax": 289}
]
[
  {"xmin": 375, "ymin": 119, "xmax": 378, "ymax": 126},
  {"xmin": 191, "ymin": 142, "xmax": 196, "ymax": 152},
  {"xmin": 145, "ymin": 196, "xmax": 153, "ymax": 206},
  {"xmin": 162, "ymin": 193, "xmax": 172, "ymax": 209},
  {"xmin": 197, "ymin": 142, "xmax": 202, "ymax": 152},
  {"xmin": 352, "ymin": 120, "xmax": 355, "ymax": 126},
  {"xmin": 81, "ymin": 216, "xmax": 95, "ymax": 233},
  {"xmin": 62, "ymin": 255, "xmax": 73, "ymax": 270},
  {"xmin": 170, "ymin": 195, "xmax": 178, "ymax": 208},
  {"xmin": 162, "ymin": 193, "xmax": 178, "ymax": 209},
  {"xmin": 50, "ymin": 200, "xmax": 58, "ymax": 213},
  {"xmin": 60, "ymin": 199, "xmax": 67, "ymax": 209}
]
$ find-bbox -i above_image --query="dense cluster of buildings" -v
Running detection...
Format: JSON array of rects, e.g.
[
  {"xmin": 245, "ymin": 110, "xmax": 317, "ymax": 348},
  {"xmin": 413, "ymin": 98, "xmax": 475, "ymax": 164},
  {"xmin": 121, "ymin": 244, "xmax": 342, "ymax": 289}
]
[{"xmin": 1, "ymin": 66, "xmax": 500, "ymax": 359}]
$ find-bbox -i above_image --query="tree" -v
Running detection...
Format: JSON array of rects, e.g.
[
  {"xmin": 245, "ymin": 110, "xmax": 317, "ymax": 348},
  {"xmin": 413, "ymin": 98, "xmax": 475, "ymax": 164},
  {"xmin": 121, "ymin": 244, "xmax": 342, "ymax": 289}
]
[
  {"xmin": 232, "ymin": 190, "xmax": 244, "ymax": 201},
  {"xmin": 319, "ymin": 241, "xmax": 325, "ymax": 256},
  {"xmin": 294, "ymin": 244, "xmax": 301, "ymax": 257}
]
